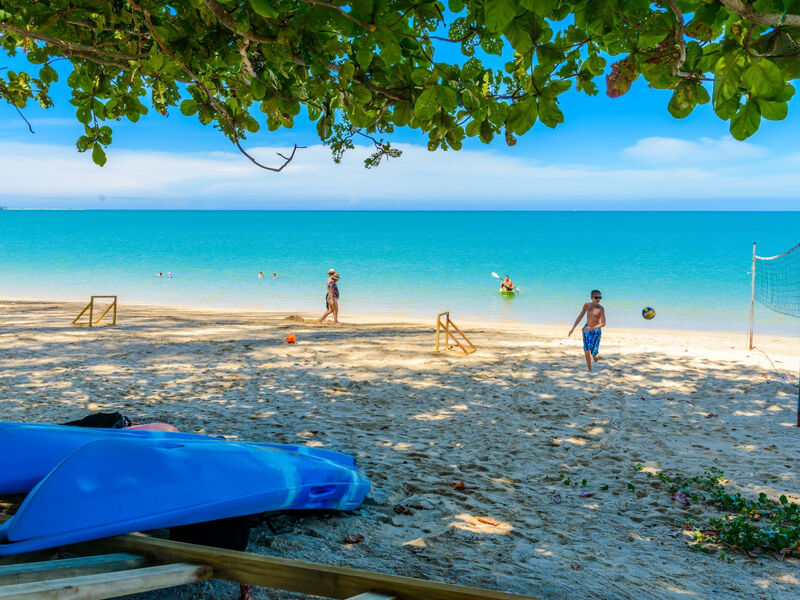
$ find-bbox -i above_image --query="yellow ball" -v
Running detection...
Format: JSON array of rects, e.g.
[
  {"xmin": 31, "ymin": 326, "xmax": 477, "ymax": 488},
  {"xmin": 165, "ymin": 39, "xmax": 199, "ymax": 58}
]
[{"xmin": 642, "ymin": 307, "xmax": 655, "ymax": 320}]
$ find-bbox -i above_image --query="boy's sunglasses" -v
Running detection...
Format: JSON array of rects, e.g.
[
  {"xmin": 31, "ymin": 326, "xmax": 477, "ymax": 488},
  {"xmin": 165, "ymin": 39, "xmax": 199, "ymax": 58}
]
[{"xmin": 592, "ymin": 296, "xmax": 602, "ymax": 299}]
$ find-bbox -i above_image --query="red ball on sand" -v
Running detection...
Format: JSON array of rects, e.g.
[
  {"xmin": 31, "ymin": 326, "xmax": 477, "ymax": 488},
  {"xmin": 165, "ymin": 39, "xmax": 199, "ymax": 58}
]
[{"xmin": 286, "ymin": 334, "xmax": 296, "ymax": 344}]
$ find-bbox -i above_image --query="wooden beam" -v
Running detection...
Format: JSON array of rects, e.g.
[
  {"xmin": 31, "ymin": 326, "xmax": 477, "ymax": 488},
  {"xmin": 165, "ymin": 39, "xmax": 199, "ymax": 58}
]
[
  {"xmin": 0, "ymin": 554, "xmax": 147, "ymax": 585},
  {"xmin": 0, "ymin": 562, "xmax": 211, "ymax": 600},
  {"xmin": 76, "ymin": 535, "xmax": 538, "ymax": 600}
]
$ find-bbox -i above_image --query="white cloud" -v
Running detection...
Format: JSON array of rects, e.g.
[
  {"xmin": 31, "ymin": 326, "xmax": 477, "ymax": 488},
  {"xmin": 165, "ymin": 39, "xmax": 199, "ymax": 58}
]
[
  {"xmin": 0, "ymin": 139, "xmax": 797, "ymax": 209},
  {"xmin": 621, "ymin": 136, "xmax": 767, "ymax": 163}
]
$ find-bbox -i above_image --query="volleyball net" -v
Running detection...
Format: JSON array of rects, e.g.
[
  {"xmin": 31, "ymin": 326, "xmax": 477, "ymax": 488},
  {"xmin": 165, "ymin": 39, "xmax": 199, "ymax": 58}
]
[
  {"xmin": 748, "ymin": 241, "xmax": 800, "ymax": 427},
  {"xmin": 754, "ymin": 242, "xmax": 800, "ymax": 319}
]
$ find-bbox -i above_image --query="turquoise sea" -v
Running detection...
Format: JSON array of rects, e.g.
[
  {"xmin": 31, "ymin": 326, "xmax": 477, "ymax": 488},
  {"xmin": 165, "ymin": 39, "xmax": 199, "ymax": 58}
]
[{"xmin": 0, "ymin": 211, "xmax": 798, "ymax": 335}]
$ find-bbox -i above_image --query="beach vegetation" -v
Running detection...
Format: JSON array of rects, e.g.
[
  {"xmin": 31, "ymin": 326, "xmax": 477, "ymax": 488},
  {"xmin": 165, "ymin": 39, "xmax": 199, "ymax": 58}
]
[
  {"xmin": 1, "ymin": 1, "xmax": 798, "ymax": 169},
  {"xmin": 633, "ymin": 465, "xmax": 800, "ymax": 558}
]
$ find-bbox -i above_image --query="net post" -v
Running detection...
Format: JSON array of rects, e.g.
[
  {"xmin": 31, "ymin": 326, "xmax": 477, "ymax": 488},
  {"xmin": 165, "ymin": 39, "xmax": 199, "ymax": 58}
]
[{"xmin": 748, "ymin": 242, "xmax": 756, "ymax": 350}]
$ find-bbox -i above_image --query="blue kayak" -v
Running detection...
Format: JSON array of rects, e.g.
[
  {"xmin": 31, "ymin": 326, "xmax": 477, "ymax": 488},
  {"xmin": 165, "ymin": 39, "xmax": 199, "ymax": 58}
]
[
  {"xmin": 0, "ymin": 421, "xmax": 219, "ymax": 495},
  {"xmin": 0, "ymin": 425, "xmax": 370, "ymax": 556}
]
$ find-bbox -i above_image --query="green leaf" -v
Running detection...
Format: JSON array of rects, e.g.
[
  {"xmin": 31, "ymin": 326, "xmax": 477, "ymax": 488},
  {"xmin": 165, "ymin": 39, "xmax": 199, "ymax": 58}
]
[
  {"xmin": 484, "ymin": 0, "xmax": 517, "ymax": 33},
  {"xmin": 436, "ymin": 86, "xmax": 458, "ymax": 112},
  {"xmin": 465, "ymin": 120, "xmax": 481, "ymax": 137},
  {"xmin": 538, "ymin": 97, "xmax": 564, "ymax": 128},
  {"xmin": 351, "ymin": 84, "xmax": 372, "ymax": 104},
  {"xmin": 249, "ymin": 0, "xmax": 278, "ymax": 19},
  {"xmin": 355, "ymin": 41, "xmax": 373, "ymax": 69},
  {"xmin": 393, "ymin": 102, "xmax": 411, "ymax": 127},
  {"xmin": 505, "ymin": 17, "xmax": 532, "ymax": 54},
  {"xmin": 713, "ymin": 52, "xmax": 744, "ymax": 100},
  {"xmin": 730, "ymin": 100, "xmax": 761, "ymax": 140},
  {"xmin": 521, "ymin": 0, "xmax": 558, "ymax": 14},
  {"xmin": 448, "ymin": 0, "xmax": 465, "ymax": 11},
  {"xmin": 414, "ymin": 87, "xmax": 439, "ymax": 121},
  {"xmin": 76, "ymin": 106, "xmax": 91, "ymax": 124},
  {"xmin": 584, "ymin": 54, "xmax": 606, "ymax": 76},
  {"xmin": 179, "ymin": 99, "xmax": 198, "ymax": 116},
  {"xmin": 756, "ymin": 98, "xmax": 788, "ymax": 121},
  {"xmin": 478, "ymin": 120, "xmax": 494, "ymax": 143},
  {"xmin": 91, "ymin": 143, "xmax": 107, "ymax": 167},
  {"xmin": 338, "ymin": 62, "xmax": 355, "ymax": 83},
  {"xmin": 506, "ymin": 97, "xmax": 537, "ymax": 135},
  {"xmin": 742, "ymin": 58, "xmax": 784, "ymax": 97},
  {"xmin": 316, "ymin": 118, "xmax": 331, "ymax": 139},
  {"xmin": 411, "ymin": 68, "xmax": 435, "ymax": 86},
  {"xmin": 668, "ymin": 83, "xmax": 694, "ymax": 119},
  {"xmin": 250, "ymin": 79, "xmax": 267, "ymax": 100}
]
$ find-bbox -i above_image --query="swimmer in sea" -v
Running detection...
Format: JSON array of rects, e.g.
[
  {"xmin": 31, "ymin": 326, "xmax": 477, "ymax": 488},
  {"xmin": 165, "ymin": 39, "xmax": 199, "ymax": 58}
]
[{"xmin": 258, "ymin": 271, "xmax": 264, "ymax": 279}]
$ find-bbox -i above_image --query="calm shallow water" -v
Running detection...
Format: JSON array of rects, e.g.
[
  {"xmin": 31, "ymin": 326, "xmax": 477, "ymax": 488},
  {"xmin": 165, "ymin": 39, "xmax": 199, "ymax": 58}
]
[{"xmin": 0, "ymin": 210, "xmax": 798, "ymax": 335}]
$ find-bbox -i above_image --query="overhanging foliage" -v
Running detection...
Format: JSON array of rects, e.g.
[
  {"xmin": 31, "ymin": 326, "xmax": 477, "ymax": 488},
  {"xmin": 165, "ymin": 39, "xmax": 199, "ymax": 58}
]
[{"xmin": 1, "ymin": 0, "xmax": 798, "ymax": 169}]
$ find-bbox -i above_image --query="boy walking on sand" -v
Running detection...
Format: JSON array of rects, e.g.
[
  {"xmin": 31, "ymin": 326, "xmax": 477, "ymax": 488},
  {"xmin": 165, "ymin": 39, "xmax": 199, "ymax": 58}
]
[{"xmin": 569, "ymin": 290, "xmax": 606, "ymax": 372}]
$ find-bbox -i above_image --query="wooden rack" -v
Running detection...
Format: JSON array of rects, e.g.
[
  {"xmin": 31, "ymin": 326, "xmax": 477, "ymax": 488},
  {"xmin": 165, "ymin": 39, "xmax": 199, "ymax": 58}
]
[
  {"xmin": 0, "ymin": 513, "xmax": 537, "ymax": 600},
  {"xmin": 72, "ymin": 296, "xmax": 117, "ymax": 327},
  {"xmin": 434, "ymin": 312, "xmax": 476, "ymax": 355}
]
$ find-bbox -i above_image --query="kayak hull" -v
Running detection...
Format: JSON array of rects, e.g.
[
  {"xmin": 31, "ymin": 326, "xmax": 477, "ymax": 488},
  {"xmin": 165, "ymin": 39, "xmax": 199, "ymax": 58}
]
[{"xmin": 0, "ymin": 425, "xmax": 370, "ymax": 555}]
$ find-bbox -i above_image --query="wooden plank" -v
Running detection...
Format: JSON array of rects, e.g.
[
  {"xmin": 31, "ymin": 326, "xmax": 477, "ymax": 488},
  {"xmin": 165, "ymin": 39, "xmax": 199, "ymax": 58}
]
[
  {"xmin": 0, "ymin": 562, "xmax": 211, "ymax": 600},
  {"xmin": 0, "ymin": 554, "xmax": 147, "ymax": 585},
  {"xmin": 76, "ymin": 535, "xmax": 538, "ymax": 600}
]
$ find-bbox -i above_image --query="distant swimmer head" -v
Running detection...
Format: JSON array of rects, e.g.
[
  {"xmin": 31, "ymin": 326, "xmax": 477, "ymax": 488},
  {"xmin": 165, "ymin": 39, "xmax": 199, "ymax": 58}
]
[{"xmin": 258, "ymin": 272, "xmax": 264, "ymax": 278}]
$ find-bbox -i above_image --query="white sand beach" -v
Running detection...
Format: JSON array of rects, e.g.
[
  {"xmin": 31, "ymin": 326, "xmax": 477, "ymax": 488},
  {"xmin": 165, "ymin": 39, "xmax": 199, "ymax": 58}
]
[{"xmin": 0, "ymin": 300, "xmax": 798, "ymax": 599}]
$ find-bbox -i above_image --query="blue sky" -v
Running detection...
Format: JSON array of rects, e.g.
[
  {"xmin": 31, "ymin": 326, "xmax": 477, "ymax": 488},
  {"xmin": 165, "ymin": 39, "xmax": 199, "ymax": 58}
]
[{"xmin": 1, "ymin": 49, "xmax": 799, "ymax": 209}]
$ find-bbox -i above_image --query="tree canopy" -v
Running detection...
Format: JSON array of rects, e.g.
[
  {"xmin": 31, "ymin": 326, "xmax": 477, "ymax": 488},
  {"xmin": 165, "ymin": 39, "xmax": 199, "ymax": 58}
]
[{"xmin": 1, "ymin": 0, "xmax": 798, "ymax": 169}]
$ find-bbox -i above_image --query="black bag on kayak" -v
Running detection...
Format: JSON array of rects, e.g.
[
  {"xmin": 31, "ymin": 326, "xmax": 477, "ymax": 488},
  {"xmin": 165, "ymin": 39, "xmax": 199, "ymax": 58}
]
[{"xmin": 61, "ymin": 412, "xmax": 130, "ymax": 429}]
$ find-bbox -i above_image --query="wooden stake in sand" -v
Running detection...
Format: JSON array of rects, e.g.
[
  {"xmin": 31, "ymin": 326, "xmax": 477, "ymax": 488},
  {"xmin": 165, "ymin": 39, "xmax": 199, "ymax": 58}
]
[
  {"xmin": 72, "ymin": 296, "xmax": 117, "ymax": 327},
  {"xmin": 435, "ymin": 312, "xmax": 476, "ymax": 355}
]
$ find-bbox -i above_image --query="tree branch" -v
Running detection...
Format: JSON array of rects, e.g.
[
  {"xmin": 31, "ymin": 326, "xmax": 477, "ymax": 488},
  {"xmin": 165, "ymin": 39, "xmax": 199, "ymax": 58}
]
[
  {"xmin": 718, "ymin": 0, "xmax": 800, "ymax": 27},
  {"xmin": 129, "ymin": 0, "xmax": 302, "ymax": 172},
  {"xmin": 13, "ymin": 105, "xmax": 34, "ymax": 133},
  {"xmin": 665, "ymin": 0, "xmax": 688, "ymax": 76},
  {"xmin": 0, "ymin": 21, "xmax": 142, "ymax": 61},
  {"xmin": 201, "ymin": 0, "xmax": 276, "ymax": 43}
]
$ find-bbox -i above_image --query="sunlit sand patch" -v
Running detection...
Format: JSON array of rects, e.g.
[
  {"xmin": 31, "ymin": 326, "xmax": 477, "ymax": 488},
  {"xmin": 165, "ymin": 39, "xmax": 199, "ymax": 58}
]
[
  {"xmin": 412, "ymin": 413, "xmax": 451, "ymax": 422},
  {"xmin": 449, "ymin": 513, "xmax": 513, "ymax": 535},
  {"xmin": 659, "ymin": 583, "xmax": 696, "ymax": 595},
  {"xmin": 551, "ymin": 436, "xmax": 587, "ymax": 446}
]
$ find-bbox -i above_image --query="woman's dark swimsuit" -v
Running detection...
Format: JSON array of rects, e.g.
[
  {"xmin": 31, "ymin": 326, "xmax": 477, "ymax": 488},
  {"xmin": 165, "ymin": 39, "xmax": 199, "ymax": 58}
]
[{"xmin": 325, "ymin": 281, "xmax": 339, "ymax": 309}]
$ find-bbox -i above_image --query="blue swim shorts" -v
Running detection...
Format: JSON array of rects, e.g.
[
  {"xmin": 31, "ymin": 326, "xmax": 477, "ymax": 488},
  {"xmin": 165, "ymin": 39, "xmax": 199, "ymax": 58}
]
[{"xmin": 582, "ymin": 327, "xmax": 602, "ymax": 356}]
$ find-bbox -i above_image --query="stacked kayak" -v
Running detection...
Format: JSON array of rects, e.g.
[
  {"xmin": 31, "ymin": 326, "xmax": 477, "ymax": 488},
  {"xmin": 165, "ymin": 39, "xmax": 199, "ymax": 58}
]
[{"xmin": 0, "ymin": 422, "xmax": 370, "ymax": 556}]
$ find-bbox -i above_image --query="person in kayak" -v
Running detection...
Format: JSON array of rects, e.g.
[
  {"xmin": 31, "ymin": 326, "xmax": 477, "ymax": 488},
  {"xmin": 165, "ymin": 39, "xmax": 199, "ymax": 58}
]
[{"xmin": 500, "ymin": 275, "xmax": 514, "ymax": 291}]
